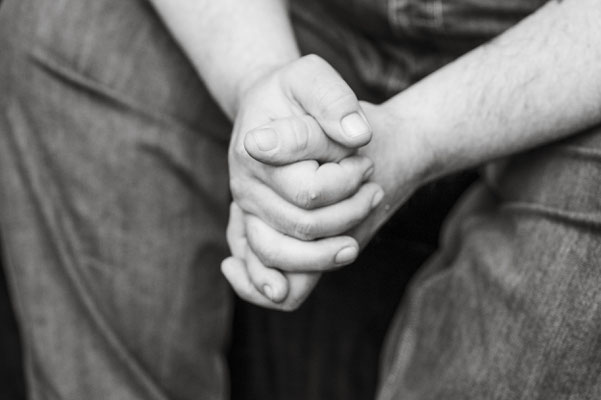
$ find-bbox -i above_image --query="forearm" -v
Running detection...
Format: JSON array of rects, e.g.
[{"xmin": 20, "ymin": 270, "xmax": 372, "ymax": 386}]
[
  {"xmin": 149, "ymin": 0, "xmax": 300, "ymax": 119},
  {"xmin": 383, "ymin": 0, "xmax": 601, "ymax": 188}
]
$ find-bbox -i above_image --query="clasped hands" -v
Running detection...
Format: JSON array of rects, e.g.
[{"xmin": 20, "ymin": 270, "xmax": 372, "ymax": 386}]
[{"xmin": 222, "ymin": 55, "xmax": 422, "ymax": 311}]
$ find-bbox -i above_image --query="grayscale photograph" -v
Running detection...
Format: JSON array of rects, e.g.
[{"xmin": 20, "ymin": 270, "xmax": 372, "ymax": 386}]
[{"xmin": 0, "ymin": 0, "xmax": 600, "ymax": 399}]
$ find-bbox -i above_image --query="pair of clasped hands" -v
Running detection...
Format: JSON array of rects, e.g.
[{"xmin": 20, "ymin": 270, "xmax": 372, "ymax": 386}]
[{"xmin": 222, "ymin": 55, "xmax": 417, "ymax": 311}]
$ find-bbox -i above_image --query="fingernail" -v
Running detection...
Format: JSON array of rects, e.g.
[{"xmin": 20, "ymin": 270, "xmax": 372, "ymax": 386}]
[
  {"xmin": 250, "ymin": 128, "xmax": 278, "ymax": 151},
  {"xmin": 335, "ymin": 246, "xmax": 358, "ymax": 265},
  {"xmin": 341, "ymin": 112, "xmax": 370, "ymax": 139},
  {"xmin": 363, "ymin": 165, "xmax": 374, "ymax": 181},
  {"xmin": 371, "ymin": 190, "xmax": 384, "ymax": 209},
  {"xmin": 262, "ymin": 284, "xmax": 275, "ymax": 301}
]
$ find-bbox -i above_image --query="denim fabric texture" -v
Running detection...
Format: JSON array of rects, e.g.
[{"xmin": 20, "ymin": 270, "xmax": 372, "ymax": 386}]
[
  {"xmin": 2, "ymin": 0, "xmax": 594, "ymax": 399},
  {"xmin": 300, "ymin": 0, "xmax": 548, "ymax": 96},
  {"xmin": 374, "ymin": 0, "xmax": 601, "ymax": 397},
  {"xmin": 378, "ymin": 128, "xmax": 601, "ymax": 400},
  {"xmin": 0, "ymin": 0, "xmax": 232, "ymax": 399}
]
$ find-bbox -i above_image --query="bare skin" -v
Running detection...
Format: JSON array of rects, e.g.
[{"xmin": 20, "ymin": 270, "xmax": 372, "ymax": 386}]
[
  {"xmin": 151, "ymin": 0, "xmax": 601, "ymax": 310},
  {"xmin": 150, "ymin": 0, "xmax": 382, "ymax": 308}
]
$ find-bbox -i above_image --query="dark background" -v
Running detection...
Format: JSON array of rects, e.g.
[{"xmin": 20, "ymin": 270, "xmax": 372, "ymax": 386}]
[
  {"xmin": 0, "ymin": 1, "xmax": 23, "ymax": 395},
  {"xmin": 0, "ymin": 257, "xmax": 26, "ymax": 400}
]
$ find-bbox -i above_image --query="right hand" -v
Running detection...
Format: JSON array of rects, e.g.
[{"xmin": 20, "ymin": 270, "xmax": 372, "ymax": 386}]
[
  {"xmin": 223, "ymin": 55, "xmax": 384, "ymax": 310},
  {"xmin": 225, "ymin": 100, "xmax": 432, "ymax": 311}
]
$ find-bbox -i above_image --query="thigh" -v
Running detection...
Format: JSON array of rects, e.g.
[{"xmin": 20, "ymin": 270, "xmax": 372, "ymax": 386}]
[
  {"xmin": 0, "ymin": 1, "xmax": 232, "ymax": 399},
  {"xmin": 379, "ymin": 128, "xmax": 601, "ymax": 400}
]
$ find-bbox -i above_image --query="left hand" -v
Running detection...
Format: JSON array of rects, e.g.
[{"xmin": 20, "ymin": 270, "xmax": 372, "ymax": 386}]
[
  {"xmin": 223, "ymin": 101, "xmax": 431, "ymax": 311},
  {"xmin": 223, "ymin": 116, "xmax": 383, "ymax": 311},
  {"xmin": 223, "ymin": 56, "xmax": 386, "ymax": 310}
]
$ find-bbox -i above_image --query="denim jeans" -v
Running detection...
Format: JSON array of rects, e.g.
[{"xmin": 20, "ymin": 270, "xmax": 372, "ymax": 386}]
[
  {"xmin": 379, "ymin": 129, "xmax": 601, "ymax": 399},
  {"xmin": 0, "ymin": 1, "xmax": 232, "ymax": 399},
  {"xmin": 372, "ymin": 1, "xmax": 601, "ymax": 399},
  {"xmin": 0, "ymin": 0, "xmax": 577, "ymax": 399}
]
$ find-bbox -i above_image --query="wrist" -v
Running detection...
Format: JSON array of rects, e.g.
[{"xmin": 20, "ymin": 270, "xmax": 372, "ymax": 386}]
[
  {"xmin": 377, "ymin": 95, "xmax": 444, "ymax": 187},
  {"xmin": 352, "ymin": 101, "xmax": 434, "ymax": 243},
  {"xmin": 364, "ymin": 101, "xmax": 437, "ymax": 188},
  {"xmin": 232, "ymin": 60, "xmax": 297, "ymax": 119}
]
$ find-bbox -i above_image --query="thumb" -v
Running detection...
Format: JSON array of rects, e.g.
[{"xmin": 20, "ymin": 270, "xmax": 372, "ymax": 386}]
[
  {"xmin": 244, "ymin": 115, "xmax": 354, "ymax": 165},
  {"xmin": 283, "ymin": 54, "xmax": 372, "ymax": 148}
]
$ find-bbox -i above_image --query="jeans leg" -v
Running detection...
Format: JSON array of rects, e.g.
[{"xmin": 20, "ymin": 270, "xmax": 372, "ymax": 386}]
[
  {"xmin": 378, "ymin": 129, "xmax": 601, "ymax": 400},
  {"xmin": 0, "ymin": 1, "xmax": 232, "ymax": 399}
]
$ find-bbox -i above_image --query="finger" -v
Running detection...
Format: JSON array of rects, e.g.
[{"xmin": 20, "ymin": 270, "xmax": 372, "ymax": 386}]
[
  {"xmin": 283, "ymin": 272, "xmax": 322, "ymax": 310},
  {"xmin": 221, "ymin": 257, "xmax": 285, "ymax": 310},
  {"xmin": 244, "ymin": 115, "xmax": 353, "ymax": 165},
  {"xmin": 245, "ymin": 214, "xmax": 359, "ymax": 271},
  {"xmin": 221, "ymin": 257, "xmax": 320, "ymax": 311},
  {"xmin": 284, "ymin": 54, "xmax": 372, "ymax": 148},
  {"xmin": 226, "ymin": 202, "xmax": 247, "ymax": 258},
  {"xmin": 265, "ymin": 155, "xmax": 374, "ymax": 209},
  {"xmin": 237, "ymin": 182, "xmax": 384, "ymax": 241},
  {"xmin": 245, "ymin": 244, "xmax": 289, "ymax": 303}
]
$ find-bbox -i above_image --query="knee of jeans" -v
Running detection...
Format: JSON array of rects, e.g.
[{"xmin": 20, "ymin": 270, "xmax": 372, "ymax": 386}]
[{"xmin": 488, "ymin": 126, "xmax": 601, "ymax": 223}]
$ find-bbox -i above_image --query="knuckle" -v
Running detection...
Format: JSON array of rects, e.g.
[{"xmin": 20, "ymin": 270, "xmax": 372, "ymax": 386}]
[
  {"xmin": 289, "ymin": 118, "xmax": 311, "ymax": 153},
  {"xmin": 343, "ymin": 175, "xmax": 361, "ymax": 194},
  {"xmin": 344, "ymin": 208, "xmax": 368, "ymax": 229},
  {"xmin": 230, "ymin": 178, "xmax": 256, "ymax": 208},
  {"xmin": 317, "ymin": 86, "xmax": 357, "ymax": 112},
  {"xmin": 285, "ymin": 54, "xmax": 324, "ymax": 82},
  {"xmin": 291, "ymin": 217, "xmax": 319, "ymax": 241},
  {"xmin": 254, "ymin": 244, "xmax": 279, "ymax": 267},
  {"xmin": 312, "ymin": 85, "xmax": 357, "ymax": 119},
  {"xmin": 347, "ymin": 214, "xmax": 365, "ymax": 228},
  {"xmin": 232, "ymin": 138, "xmax": 247, "ymax": 156},
  {"xmin": 294, "ymin": 190, "xmax": 313, "ymax": 210},
  {"xmin": 294, "ymin": 180, "xmax": 320, "ymax": 209},
  {"xmin": 231, "ymin": 143, "xmax": 250, "ymax": 164}
]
